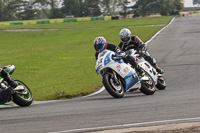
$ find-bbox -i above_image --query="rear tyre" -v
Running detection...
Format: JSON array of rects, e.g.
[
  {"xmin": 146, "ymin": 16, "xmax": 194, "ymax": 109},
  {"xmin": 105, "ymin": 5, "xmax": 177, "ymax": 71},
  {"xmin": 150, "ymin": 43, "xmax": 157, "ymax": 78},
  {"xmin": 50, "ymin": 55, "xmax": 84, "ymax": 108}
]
[
  {"xmin": 12, "ymin": 79, "xmax": 33, "ymax": 107},
  {"xmin": 103, "ymin": 73, "xmax": 124, "ymax": 98}
]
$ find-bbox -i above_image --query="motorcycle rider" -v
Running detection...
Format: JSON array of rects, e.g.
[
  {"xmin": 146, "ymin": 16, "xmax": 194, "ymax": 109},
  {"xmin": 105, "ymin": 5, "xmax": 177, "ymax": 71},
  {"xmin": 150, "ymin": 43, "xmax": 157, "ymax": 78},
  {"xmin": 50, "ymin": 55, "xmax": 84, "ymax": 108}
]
[
  {"xmin": 118, "ymin": 28, "xmax": 164, "ymax": 74},
  {"xmin": 0, "ymin": 68, "xmax": 19, "ymax": 103},
  {"xmin": 94, "ymin": 36, "xmax": 145, "ymax": 77}
]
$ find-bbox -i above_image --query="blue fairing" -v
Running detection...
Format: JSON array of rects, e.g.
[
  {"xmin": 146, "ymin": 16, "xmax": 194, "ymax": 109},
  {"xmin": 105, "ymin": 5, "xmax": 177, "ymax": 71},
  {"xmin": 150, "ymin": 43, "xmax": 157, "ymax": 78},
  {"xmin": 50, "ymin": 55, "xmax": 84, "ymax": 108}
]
[
  {"xmin": 104, "ymin": 52, "xmax": 124, "ymax": 66},
  {"xmin": 104, "ymin": 53, "xmax": 112, "ymax": 66},
  {"xmin": 103, "ymin": 51, "xmax": 139, "ymax": 91},
  {"xmin": 124, "ymin": 71, "xmax": 139, "ymax": 91}
]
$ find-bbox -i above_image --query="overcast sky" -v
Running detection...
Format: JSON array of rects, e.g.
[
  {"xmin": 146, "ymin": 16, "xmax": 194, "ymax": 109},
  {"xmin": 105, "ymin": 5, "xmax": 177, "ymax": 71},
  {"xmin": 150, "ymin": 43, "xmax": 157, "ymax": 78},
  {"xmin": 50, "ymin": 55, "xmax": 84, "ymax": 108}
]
[{"xmin": 184, "ymin": 0, "xmax": 197, "ymax": 7}]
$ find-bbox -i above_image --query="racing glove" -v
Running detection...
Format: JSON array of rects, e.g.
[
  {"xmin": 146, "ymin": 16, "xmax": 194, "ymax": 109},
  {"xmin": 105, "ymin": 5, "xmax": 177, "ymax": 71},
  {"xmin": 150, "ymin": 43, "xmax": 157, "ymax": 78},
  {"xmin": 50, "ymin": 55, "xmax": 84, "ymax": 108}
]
[
  {"xmin": 139, "ymin": 44, "xmax": 148, "ymax": 56},
  {"xmin": 116, "ymin": 51, "xmax": 126, "ymax": 59},
  {"xmin": 115, "ymin": 48, "xmax": 126, "ymax": 59},
  {"xmin": 139, "ymin": 46, "xmax": 147, "ymax": 57}
]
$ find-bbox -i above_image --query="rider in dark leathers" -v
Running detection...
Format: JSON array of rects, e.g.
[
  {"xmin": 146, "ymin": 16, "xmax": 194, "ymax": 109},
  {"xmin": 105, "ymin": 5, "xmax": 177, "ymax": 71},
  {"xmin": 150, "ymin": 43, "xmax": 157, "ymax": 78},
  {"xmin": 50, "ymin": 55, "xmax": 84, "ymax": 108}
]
[
  {"xmin": 94, "ymin": 36, "xmax": 145, "ymax": 76},
  {"xmin": 118, "ymin": 28, "xmax": 164, "ymax": 74}
]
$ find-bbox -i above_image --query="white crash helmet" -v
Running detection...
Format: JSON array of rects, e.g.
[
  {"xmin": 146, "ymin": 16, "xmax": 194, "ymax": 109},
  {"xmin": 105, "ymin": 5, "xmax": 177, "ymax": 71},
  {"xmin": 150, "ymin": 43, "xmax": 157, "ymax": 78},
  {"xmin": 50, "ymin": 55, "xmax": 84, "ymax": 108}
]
[{"xmin": 119, "ymin": 28, "xmax": 131, "ymax": 44}]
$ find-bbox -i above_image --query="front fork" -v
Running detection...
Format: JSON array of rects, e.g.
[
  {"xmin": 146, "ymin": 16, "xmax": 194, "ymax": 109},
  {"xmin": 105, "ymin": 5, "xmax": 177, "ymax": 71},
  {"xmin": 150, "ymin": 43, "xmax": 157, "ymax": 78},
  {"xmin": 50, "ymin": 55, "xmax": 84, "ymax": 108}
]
[{"xmin": 111, "ymin": 70, "xmax": 121, "ymax": 85}]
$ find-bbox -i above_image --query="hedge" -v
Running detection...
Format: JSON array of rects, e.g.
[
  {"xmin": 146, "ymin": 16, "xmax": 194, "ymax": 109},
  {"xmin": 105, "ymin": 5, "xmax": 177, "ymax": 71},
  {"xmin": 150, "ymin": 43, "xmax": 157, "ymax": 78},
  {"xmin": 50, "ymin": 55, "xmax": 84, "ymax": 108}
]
[{"xmin": 36, "ymin": 20, "xmax": 50, "ymax": 24}]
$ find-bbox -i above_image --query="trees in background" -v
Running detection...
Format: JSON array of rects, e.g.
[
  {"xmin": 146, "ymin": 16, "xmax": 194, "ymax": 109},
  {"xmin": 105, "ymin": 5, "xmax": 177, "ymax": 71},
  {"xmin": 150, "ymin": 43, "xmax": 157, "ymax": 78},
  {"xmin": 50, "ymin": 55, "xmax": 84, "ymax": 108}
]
[
  {"xmin": 61, "ymin": 0, "xmax": 80, "ymax": 17},
  {"xmin": 0, "ymin": 0, "xmax": 60, "ymax": 21},
  {"xmin": 100, "ymin": 0, "xmax": 112, "ymax": 16},
  {"xmin": 0, "ymin": 0, "xmax": 35, "ymax": 21},
  {"xmin": 85, "ymin": 0, "xmax": 101, "ymax": 17},
  {"xmin": 118, "ymin": 0, "xmax": 130, "ymax": 17},
  {"xmin": 61, "ymin": 0, "xmax": 101, "ymax": 17},
  {"xmin": 132, "ymin": 0, "xmax": 184, "ymax": 17},
  {"xmin": 193, "ymin": 0, "xmax": 200, "ymax": 6},
  {"xmin": 100, "ymin": 0, "xmax": 126, "ymax": 16},
  {"xmin": 0, "ymin": 0, "xmax": 185, "ymax": 21}
]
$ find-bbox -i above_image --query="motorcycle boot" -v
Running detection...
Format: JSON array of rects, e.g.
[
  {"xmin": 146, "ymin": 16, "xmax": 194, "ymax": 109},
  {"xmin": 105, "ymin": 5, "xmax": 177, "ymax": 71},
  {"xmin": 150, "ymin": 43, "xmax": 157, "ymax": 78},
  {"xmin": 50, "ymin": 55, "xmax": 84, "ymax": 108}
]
[
  {"xmin": 136, "ymin": 64, "xmax": 145, "ymax": 77},
  {"xmin": 125, "ymin": 55, "xmax": 145, "ymax": 77},
  {"xmin": 156, "ymin": 66, "xmax": 164, "ymax": 74},
  {"xmin": 153, "ymin": 64, "xmax": 164, "ymax": 74},
  {"xmin": 148, "ymin": 57, "xmax": 164, "ymax": 74}
]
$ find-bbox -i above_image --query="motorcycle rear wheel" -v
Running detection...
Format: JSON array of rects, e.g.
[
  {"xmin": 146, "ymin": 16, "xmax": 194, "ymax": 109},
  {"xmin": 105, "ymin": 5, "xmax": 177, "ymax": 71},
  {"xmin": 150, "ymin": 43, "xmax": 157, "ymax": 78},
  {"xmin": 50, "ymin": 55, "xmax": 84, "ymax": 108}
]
[
  {"xmin": 12, "ymin": 79, "xmax": 33, "ymax": 107},
  {"xmin": 103, "ymin": 73, "xmax": 124, "ymax": 98}
]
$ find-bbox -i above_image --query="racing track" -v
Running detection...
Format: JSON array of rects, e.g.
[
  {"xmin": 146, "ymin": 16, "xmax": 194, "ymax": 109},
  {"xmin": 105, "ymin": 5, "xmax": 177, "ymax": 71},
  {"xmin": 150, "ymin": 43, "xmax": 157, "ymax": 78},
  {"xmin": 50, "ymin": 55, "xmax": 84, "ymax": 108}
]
[{"xmin": 1, "ymin": 16, "xmax": 200, "ymax": 133}]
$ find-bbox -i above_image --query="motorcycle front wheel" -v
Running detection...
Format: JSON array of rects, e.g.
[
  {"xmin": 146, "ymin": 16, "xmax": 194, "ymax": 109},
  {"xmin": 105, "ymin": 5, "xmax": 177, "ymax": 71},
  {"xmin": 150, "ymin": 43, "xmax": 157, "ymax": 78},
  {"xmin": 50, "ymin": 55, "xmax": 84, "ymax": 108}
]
[
  {"xmin": 140, "ymin": 72, "xmax": 156, "ymax": 95},
  {"xmin": 156, "ymin": 76, "xmax": 167, "ymax": 90},
  {"xmin": 12, "ymin": 79, "xmax": 33, "ymax": 107},
  {"xmin": 103, "ymin": 73, "xmax": 124, "ymax": 98}
]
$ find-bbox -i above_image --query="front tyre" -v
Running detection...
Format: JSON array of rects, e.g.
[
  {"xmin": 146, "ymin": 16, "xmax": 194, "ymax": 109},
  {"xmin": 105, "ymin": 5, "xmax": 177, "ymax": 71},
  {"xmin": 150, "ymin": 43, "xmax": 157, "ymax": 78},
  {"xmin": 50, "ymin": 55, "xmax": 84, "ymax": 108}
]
[
  {"xmin": 140, "ymin": 72, "xmax": 156, "ymax": 95},
  {"xmin": 103, "ymin": 73, "xmax": 124, "ymax": 98},
  {"xmin": 156, "ymin": 76, "xmax": 166, "ymax": 90},
  {"xmin": 12, "ymin": 79, "xmax": 33, "ymax": 107}
]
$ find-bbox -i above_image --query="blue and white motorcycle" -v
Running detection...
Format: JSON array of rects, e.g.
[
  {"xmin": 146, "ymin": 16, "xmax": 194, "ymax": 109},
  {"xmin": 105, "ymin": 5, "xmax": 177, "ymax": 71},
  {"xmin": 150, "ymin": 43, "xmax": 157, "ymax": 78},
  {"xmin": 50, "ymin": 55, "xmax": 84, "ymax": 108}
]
[{"xmin": 95, "ymin": 50, "xmax": 156, "ymax": 98}]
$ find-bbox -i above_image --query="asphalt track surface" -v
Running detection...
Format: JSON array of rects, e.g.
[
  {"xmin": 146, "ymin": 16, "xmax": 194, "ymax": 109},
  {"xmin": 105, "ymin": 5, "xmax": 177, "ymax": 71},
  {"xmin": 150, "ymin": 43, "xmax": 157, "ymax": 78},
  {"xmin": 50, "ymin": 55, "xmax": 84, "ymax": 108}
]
[{"xmin": 1, "ymin": 16, "xmax": 200, "ymax": 133}]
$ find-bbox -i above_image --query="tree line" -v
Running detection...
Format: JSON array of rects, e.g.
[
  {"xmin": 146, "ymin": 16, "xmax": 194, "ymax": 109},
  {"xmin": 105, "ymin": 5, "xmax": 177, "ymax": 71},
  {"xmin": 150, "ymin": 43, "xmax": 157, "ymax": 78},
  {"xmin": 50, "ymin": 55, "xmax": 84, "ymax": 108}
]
[
  {"xmin": 193, "ymin": 0, "xmax": 200, "ymax": 6},
  {"xmin": 0, "ymin": 0, "xmax": 185, "ymax": 22},
  {"xmin": 132, "ymin": 0, "xmax": 184, "ymax": 17}
]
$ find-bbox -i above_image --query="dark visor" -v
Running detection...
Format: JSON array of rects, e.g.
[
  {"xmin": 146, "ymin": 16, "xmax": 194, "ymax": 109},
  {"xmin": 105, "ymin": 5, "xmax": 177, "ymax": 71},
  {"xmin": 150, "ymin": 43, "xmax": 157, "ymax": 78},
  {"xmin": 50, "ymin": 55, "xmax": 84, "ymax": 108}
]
[
  {"xmin": 121, "ymin": 37, "xmax": 130, "ymax": 42},
  {"xmin": 94, "ymin": 43, "xmax": 103, "ymax": 50}
]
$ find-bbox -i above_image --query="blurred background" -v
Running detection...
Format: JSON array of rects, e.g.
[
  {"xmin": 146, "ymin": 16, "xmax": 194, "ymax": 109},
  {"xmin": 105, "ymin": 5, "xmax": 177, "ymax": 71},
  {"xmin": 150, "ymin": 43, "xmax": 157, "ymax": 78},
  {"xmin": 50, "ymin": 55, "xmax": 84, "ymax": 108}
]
[{"xmin": 0, "ymin": 0, "xmax": 199, "ymax": 22}]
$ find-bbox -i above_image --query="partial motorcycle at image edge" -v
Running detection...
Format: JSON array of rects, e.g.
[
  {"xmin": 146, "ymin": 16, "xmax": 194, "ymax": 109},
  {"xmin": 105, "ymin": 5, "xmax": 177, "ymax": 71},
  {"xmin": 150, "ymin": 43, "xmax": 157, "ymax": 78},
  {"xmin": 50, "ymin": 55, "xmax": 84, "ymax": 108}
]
[
  {"xmin": 95, "ymin": 49, "xmax": 166, "ymax": 98},
  {"xmin": 0, "ymin": 65, "xmax": 33, "ymax": 107}
]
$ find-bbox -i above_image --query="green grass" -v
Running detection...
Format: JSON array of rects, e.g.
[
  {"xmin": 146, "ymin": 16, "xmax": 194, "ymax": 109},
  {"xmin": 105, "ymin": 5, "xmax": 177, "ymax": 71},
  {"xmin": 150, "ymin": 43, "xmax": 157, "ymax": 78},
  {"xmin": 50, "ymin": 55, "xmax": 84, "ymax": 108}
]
[{"xmin": 0, "ymin": 16, "xmax": 173, "ymax": 101}]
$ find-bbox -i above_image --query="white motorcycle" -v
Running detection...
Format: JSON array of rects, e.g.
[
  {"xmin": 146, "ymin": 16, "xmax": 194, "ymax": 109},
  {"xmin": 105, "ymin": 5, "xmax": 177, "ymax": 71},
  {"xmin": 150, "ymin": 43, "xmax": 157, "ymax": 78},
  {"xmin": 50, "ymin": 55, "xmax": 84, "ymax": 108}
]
[
  {"xmin": 95, "ymin": 50, "xmax": 156, "ymax": 98},
  {"xmin": 127, "ymin": 49, "xmax": 166, "ymax": 90}
]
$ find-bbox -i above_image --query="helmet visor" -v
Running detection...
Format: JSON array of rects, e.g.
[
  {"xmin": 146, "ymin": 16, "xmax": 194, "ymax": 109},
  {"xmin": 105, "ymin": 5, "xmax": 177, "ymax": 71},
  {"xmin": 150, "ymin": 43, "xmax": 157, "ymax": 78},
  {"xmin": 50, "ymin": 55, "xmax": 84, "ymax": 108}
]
[
  {"xmin": 94, "ymin": 43, "xmax": 103, "ymax": 51},
  {"xmin": 121, "ymin": 37, "xmax": 130, "ymax": 42}
]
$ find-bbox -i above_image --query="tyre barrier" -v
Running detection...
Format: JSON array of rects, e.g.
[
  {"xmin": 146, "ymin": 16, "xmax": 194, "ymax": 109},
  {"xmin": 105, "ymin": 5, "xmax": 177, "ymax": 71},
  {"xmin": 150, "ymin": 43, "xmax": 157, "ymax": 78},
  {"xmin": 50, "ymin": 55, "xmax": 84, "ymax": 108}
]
[
  {"xmin": 77, "ymin": 17, "xmax": 91, "ymax": 22},
  {"xmin": 64, "ymin": 18, "xmax": 77, "ymax": 23},
  {"xmin": 10, "ymin": 22, "xmax": 23, "ymax": 25},
  {"xmin": 111, "ymin": 16, "xmax": 120, "ymax": 20},
  {"xmin": 36, "ymin": 20, "xmax": 50, "ymax": 24},
  {"xmin": 4, "ymin": 16, "xmax": 113, "ymax": 26},
  {"xmin": 91, "ymin": 17, "xmax": 104, "ymax": 21}
]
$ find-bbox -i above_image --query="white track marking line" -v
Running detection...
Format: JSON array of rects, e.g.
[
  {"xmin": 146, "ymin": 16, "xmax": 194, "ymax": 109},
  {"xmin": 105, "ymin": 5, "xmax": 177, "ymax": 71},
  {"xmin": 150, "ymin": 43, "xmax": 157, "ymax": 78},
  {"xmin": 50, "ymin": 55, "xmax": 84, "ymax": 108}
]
[
  {"xmin": 146, "ymin": 17, "xmax": 175, "ymax": 45},
  {"xmin": 48, "ymin": 117, "xmax": 200, "ymax": 133},
  {"xmin": 83, "ymin": 87, "xmax": 105, "ymax": 98}
]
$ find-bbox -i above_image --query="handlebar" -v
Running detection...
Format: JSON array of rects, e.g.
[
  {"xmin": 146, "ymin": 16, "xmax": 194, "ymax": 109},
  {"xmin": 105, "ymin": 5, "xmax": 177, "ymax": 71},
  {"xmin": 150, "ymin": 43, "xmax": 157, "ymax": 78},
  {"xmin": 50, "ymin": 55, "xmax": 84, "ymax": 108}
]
[{"xmin": 112, "ymin": 55, "xmax": 123, "ymax": 60}]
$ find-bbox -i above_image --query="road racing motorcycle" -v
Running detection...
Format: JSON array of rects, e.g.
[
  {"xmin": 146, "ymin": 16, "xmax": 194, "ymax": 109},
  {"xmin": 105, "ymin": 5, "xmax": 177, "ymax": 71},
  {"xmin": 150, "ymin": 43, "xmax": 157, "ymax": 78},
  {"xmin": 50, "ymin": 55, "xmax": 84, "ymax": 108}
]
[
  {"xmin": 0, "ymin": 65, "xmax": 33, "ymax": 107},
  {"xmin": 95, "ymin": 50, "xmax": 156, "ymax": 98},
  {"xmin": 127, "ymin": 49, "xmax": 167, "ymax": 90}
]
